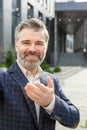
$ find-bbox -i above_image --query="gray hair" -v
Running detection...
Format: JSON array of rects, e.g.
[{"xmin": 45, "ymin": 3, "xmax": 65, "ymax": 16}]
[{"xmin": 15, "ymin": 18, "xmax": 49, "ymax": 42}]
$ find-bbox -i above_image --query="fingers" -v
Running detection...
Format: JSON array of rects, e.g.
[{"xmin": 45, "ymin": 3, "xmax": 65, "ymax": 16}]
[
  {"xmin": 35, "ymin": 82, "xmax": 46, "ymax": 92},
  {"xmin": 46, "ymin": 76, "xmax": 54, "ymax": 89},
  {"xmin": 25, "ymin": 76, "xmax": 54, "ymax": 93},
  {"xmin": 25, "ymin": 83, "xmax": 41, "ymax": 96},
  {"xmin": 24, "ymin": 76, "xmax": 54, "ymax": 106},
  {"xmin": 25, "ymin": 83, "xmax": 43, "ymax": 103}
]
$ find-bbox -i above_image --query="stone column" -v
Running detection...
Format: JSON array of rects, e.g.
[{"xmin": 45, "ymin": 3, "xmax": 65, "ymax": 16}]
[
  {"xmin": 54, "ymin": 13, "xmax": 58, "ymax": 66},
  {"xmin": 2, "ymin": 0, "xmax": 12, "ymax": 51},
  {"xmin": 84, "ymin": 19, "xmax": 87, "ymax": 50},
  {"xmin": 21, "ymin": 0, "xmax": 27, "ymax": 20}
]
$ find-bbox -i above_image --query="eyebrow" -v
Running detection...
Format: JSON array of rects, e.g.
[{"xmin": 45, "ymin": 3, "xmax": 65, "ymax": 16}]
[
  {"xmin": 21, "ymin": 40, "xmax": 45, "ymax": 43},
  {"xmin": 21, "ymin": 40, "xmax": 30, "ymax": 42}
]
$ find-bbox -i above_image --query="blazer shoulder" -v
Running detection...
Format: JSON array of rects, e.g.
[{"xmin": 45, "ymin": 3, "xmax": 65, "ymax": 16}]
[
  {"xmin": 41, "ymin": 71, "xmax": 56, "ymax": 79},
  {"xmin": 0, "ymin": 68, "xmax": 7, "ymax": 73},
  {"xmin": 0, "ymin": 69, "xmax": 8, "ymax": 89},
  {"xmin": 41, "ymin": 71, "xmax": 59, "ymax": 85}
]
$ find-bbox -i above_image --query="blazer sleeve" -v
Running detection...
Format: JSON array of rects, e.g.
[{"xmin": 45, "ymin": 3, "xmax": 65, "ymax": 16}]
[
  {"xmin": 0, "ymin": 72, "xmax": 5, "ymax": 105},
  {"xmin": 0, "ymin": 69, "xmax": 7, "ymax": 90},
  {"xmin": 48, "ymin": 75, "xmax": 80, "ymax": 128}
]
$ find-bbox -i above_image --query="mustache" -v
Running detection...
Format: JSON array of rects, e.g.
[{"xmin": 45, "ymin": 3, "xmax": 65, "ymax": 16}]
[{"xmin": 23, "ymin": 51, "xmax": 40, "ymax": 58}]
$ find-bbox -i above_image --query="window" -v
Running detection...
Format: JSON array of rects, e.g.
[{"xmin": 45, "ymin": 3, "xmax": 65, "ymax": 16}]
[
  {"xmin": 12, "ymin": 0, "xmax": 21, "ymax": 45},
  {"xmin": 27, "ymin": 3, "xmax": 34, "ymax": 18},
  {"xmin": 38, "ymin": 12, "xmax": 43, "ymax": 20}
]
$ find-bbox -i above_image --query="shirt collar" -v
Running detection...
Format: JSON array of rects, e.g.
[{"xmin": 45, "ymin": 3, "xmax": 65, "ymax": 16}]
[{"xmin": 17, "ymin": 60, "xmax": 43, "ymax": 80}]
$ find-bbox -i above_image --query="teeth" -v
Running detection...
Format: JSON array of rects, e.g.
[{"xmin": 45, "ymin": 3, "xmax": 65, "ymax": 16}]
[
  {"xmin": 26, "ymin": 55, "xmax": 38, "ymax": 59},
  {"xmin": 29, "ymin": 56, "xmax": 37, "ymax": 58}
]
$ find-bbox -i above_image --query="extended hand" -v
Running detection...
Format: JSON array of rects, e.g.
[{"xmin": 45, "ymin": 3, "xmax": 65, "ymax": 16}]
[{"xmin": 24, "ymin": 76, "xmax": 54, "ymax": 107}]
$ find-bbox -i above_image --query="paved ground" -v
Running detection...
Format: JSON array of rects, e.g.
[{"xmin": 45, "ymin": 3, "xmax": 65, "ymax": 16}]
[{"xmin": 55, "ymin": 67, "xmax": 87, "ymax": 130}]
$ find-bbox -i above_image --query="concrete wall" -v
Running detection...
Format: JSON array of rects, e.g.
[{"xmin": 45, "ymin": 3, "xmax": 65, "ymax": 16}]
[
  {"xmin": 21, "ymin": 0, "xmax": 27, "ymax": 20},
  {"xmin": 2, "ymin": 0, "xmax": 12, "ymax": 51}
]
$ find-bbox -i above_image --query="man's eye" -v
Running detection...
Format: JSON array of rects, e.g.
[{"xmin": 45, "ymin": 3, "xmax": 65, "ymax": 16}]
[
  {"xmin": 22, "ymin": 42, "xmax": 30, "ymax": 45},
  {"xmin": 36, "ymin": 42, "xmax": 44, "ymax": 46},
  {"xmin": 24, "ymin": 42, "xmax": 29, "ymax": 44}
]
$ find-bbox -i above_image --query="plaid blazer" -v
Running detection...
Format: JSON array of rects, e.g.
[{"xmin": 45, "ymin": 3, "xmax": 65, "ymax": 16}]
[{"xmin": 0, "ymin": 62, "xmax": 80, "ymax": 130}]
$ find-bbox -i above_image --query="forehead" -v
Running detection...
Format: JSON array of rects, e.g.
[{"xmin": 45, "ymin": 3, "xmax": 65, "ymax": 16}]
[{"xmin": 18, "ymin": 28, "xmax": 46, "ymax": 41}]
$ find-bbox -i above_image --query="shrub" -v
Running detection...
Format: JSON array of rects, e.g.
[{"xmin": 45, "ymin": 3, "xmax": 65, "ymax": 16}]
[
  {"xmin": 40, "ymin": 61, "xmax": 53, "ymax": 73},
  {"xmin": 84, "ymin": 119, "xmax": 87, "ymax": 128},
  {"xmin": 5, "ymin": 45, "xmax": 16, "ymax": 67},
  {"xmin": 0, "ymin": 64, "xmax": 7, "ymax": 68},
  {"xmin": 53, "ymin": 66, "xmax": 61, "ymax": 73},
  {"xmin": 40, "ymin": 61, "xmax": 61, "ymax": 74}
]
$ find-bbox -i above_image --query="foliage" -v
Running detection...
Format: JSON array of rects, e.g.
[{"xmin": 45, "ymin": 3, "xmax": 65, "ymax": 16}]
[
  {"xmin": 40, "ymin": 61, "xmax": 53, "ymax": 73},
  {"xmin": 84, "ymin": 119, "xmax": 87, "ymax": 128},
  {"xmin": 81, "ymin": 118, "xmax": 87, "ymax": 128},
  {"xmin": 53, "ymin": 66, "xmax": 61, "ymax": 73},
  {"xmin": 5, "ymin": 45, "xmax": 16, "ymax": 67},
  {"xmin": 0, "ymin": 64, "xmax": 7, "ymax": 68},
  {"xmin": 40, "ymin": 61, "xmax": 61, "ymax": 73}
]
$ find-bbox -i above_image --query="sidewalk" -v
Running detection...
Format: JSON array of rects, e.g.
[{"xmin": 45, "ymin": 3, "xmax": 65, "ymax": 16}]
[{"xmin": 55, "ymin": 67, "xmax": 87, "ymax": 130}]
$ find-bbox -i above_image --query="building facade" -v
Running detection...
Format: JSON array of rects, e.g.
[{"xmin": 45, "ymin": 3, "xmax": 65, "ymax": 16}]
[{"xmin": 54, "ymin": 1, "xmax": 87, "ymax": 65}]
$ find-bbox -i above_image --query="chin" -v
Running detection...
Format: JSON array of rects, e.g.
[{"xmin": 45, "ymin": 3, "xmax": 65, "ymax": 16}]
[{"xmin": 25, "ymin": 61, "xmax": 40, "ymax": 69}]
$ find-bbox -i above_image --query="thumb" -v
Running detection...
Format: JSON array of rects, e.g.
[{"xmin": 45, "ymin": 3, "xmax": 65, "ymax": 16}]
[{"xmin": 46, "ymin": 76, "xmax": 54, "ymax": 88}]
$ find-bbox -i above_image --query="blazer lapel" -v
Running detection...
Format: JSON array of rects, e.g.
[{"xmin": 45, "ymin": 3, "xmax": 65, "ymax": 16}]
[{"xmin": 7, "ymin": 62, "xmax": 38, "ymax": 128}]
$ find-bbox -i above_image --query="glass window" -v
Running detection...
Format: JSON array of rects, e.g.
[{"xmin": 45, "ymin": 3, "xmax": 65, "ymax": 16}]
[
  {"xmin": 38, "ymin": 12, "xmax": 43, "ymax": 20},
  {"xmin": 12, "ymin": 0, "xmax": 21, "ymax": 45},
  {"xmin": 27, "ymin": 3, "xmax": 34, "ymax": 18}
]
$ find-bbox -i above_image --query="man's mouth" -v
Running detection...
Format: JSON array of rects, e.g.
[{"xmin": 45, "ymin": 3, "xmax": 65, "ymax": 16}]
[{"xmin": 26, "ymin": 55, "xmax": 38, "ymax": 61}]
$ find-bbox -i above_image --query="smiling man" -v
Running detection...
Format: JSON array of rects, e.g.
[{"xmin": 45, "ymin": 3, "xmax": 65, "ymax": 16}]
[
  {"xmin": 15, "ymin": 25, "xmax": 48, "ymax": 74},
  {"xmin": 0, "ymin": 18, "xmax": 80, "ymax": 130}
]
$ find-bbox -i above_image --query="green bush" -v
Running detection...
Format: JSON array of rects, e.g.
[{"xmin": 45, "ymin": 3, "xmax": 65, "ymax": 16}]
[
  {"xmin": 84, "ymin": 119, "xmax": 87, "ymax": 128},
  {"xmin": 5, "ymin": 45, "xmax": 15, "ymax": 67},
  {"xmin": 40, "ymin": 61, "xmax": 61, "ymax": 74},
  {"xmin": 40, "ymin": 61, "xmax": 53, "ymax": 73},
  {"xmin": 53, "ymin": 66, "xmax": 61, "ymax": 73},
  {"xmin": 0, "ymin": 64, "xmax": 7, "ymax": 68}
]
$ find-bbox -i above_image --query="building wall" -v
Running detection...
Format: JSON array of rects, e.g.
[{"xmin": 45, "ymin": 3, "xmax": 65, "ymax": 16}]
[
  {"xmin": 0, "ymin": 0, "xmax": 2, "ymax": 47},
  {"xmin": 2, "ymin": 0, "xmax": 12, "ymax": 51}
]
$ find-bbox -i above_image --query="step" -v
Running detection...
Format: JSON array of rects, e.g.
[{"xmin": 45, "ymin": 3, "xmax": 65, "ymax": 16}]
[{"xmin": 56, "ymin": 66, "xmax": 83, "ymax": 79}]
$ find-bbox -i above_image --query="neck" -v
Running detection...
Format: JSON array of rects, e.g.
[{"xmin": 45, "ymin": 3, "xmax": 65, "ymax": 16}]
[
  {"xmin": 18, "ymin": 61, "xmax": 38, "ymax": 76},
  {"xmin": 26, "ymin": 67, "xmax": 38, "ymax": 76}
]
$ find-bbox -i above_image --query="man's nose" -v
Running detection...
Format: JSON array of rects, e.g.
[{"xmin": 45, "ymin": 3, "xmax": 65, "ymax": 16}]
[{"xmin": 28, "ymin": 43, "xmax": 36, "ymax": 51}]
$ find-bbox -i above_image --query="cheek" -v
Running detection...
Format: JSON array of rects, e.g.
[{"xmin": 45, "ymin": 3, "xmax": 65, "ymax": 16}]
[
  {"xmin": 16, "ymin": 45, "xmax": 25, "ymax": 54},
  {"xmin": 39, "ymin": 47, "xmax": 47, "ymax": 57}
]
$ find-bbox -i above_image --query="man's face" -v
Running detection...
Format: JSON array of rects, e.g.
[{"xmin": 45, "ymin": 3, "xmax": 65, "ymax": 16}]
[{"xmin": 15, "ymin": 28, "xmax": 48, "ymax": 69}]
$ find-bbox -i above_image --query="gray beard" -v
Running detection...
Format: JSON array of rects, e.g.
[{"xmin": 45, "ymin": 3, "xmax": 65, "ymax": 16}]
[
  {"xmin": 21, "ymin": 59, "xmax": 41, "ymax": 69},
  {"xmin": 17, "ymin": 53, "xmax": 46, "ymax": 69}
]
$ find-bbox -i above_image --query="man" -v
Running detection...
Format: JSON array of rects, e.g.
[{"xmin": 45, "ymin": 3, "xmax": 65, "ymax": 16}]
[{"xmin": 0, "ymin": 18, "xmax": 80, "ymax": 130}]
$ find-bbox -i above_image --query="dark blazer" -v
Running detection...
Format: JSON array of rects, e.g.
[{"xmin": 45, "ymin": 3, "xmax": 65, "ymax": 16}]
[{"xmin": 0, "ymin": 62, "xmax": 80, "ymax": 130}]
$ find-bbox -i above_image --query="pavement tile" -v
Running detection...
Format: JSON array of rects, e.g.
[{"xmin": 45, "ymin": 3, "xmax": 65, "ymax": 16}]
[{"xmin": 55, "ymin": 67, "xmax": 87, "ymax": 130}]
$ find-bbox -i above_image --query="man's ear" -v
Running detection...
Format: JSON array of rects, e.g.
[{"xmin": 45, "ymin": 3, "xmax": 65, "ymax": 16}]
[
  {"xmin": 46, "ymin": 43, "xmax": 48, "ymax": 52},
  {"xmin": 15, "ymin": 42, "xmax": 17, "ymax": 52}
]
